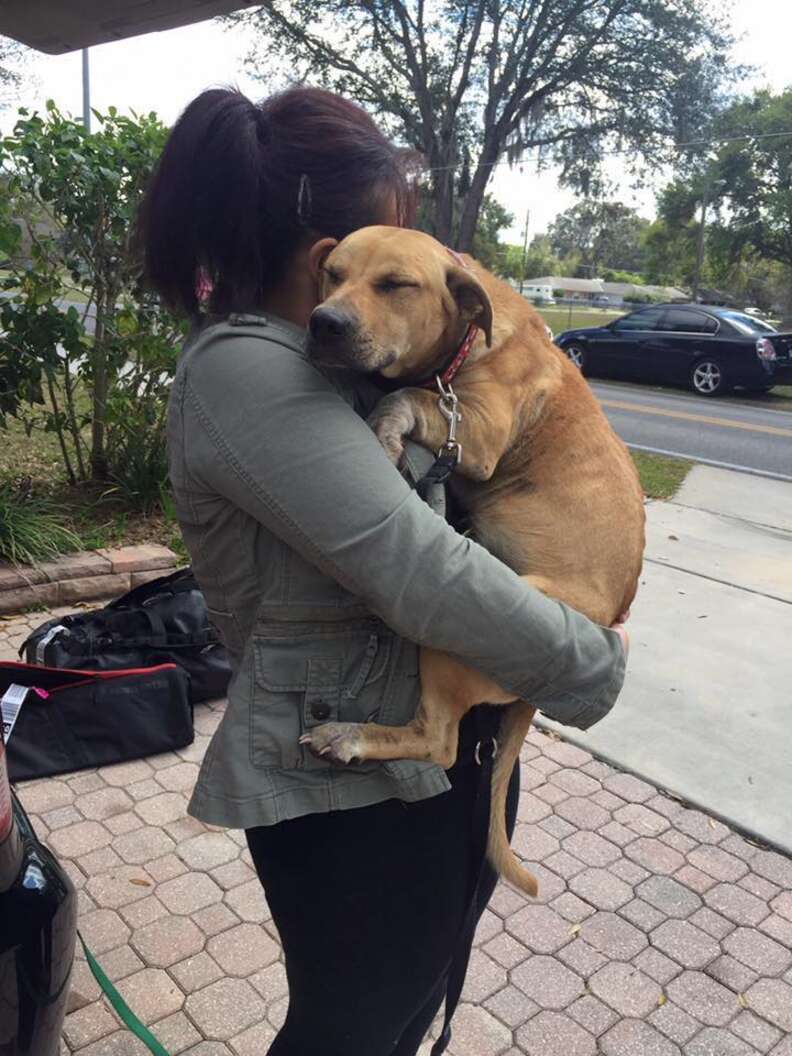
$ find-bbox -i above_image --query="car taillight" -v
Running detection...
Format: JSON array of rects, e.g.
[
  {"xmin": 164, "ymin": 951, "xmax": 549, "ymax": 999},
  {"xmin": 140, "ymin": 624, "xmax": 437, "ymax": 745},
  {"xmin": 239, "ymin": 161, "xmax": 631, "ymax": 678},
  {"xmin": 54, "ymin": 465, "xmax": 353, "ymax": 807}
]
[{"xmin": 756, "ymin": 338, "xmax": 776, "ymax": 361}]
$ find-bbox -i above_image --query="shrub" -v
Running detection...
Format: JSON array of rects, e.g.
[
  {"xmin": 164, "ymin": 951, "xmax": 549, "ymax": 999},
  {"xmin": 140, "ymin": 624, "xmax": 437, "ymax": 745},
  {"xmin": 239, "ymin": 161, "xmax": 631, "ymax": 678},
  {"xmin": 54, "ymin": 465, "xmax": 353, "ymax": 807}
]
[
  {"xmin": 0, "ymin": 103, "xmax": 185, "ymax": 499},
  {"xmin": 0, "ymin": 482, "xmax": 82, "ymax": 564}
]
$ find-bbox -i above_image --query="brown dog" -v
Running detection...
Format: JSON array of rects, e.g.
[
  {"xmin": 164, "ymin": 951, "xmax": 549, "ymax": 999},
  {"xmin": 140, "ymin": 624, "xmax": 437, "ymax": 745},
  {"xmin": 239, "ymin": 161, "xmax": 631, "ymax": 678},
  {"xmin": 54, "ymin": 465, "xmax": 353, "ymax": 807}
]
[{"xmin": 303, "ymin": 226, "xmax": 645, "ymax": 895}]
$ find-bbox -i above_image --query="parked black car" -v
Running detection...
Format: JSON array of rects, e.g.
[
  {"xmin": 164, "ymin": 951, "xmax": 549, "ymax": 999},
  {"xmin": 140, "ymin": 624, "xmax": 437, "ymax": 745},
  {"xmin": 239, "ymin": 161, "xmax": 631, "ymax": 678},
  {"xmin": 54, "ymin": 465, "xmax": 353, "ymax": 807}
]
[
  {"xmin": 555, "ymin": 304, "xmax": 792, "ymax": 396},
  {"xmin": 1, "ymin": 728, "xmax": 77, "ymax": 1055}
]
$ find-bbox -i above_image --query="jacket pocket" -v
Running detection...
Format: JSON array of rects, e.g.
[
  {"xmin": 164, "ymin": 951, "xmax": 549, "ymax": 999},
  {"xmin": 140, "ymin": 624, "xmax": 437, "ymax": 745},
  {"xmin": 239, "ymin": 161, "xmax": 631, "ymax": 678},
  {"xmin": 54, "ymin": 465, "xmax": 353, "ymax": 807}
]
[{"xmin": 250, "ymin": 625, "xmax": 393, "ymax": 770}]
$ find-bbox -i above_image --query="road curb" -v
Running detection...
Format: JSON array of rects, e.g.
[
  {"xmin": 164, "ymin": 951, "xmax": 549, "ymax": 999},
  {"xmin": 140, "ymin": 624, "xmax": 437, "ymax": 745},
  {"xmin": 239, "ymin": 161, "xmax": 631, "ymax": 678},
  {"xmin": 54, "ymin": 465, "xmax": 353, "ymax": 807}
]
[{"xmin": 532, "ymin": 717, "xmax": 783, "ymax": 858}]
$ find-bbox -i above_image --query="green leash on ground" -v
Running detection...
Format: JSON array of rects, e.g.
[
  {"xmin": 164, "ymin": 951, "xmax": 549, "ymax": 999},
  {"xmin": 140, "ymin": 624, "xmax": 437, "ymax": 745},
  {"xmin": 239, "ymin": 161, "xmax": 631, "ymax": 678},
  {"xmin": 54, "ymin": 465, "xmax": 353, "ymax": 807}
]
[{"xmin": 77, "ymin": 932, "xmax": 172, "ymax": 1056}]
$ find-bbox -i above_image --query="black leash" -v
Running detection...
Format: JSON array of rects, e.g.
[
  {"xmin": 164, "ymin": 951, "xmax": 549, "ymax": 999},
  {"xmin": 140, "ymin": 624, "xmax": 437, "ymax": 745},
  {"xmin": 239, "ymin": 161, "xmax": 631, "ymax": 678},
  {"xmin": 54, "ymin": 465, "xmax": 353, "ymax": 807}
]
[
  {"xmin": 430, "ymin": 706, "xmax": 501, "ymax": 1056},
  {"xmin": 416, "ymin": 449, "xmax": 459, "ymax": 500},
  {"xmin": 413, "ymin": 384, "xmax": 495, "ymax": 1054}
]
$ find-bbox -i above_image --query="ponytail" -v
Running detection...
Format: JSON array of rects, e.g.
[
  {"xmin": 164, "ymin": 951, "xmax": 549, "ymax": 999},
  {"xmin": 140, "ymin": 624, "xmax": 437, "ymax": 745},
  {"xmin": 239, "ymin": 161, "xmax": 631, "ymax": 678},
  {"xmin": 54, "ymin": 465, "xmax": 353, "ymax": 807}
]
[
  {"xmin": 139, "ymin": 88, "xmax": 266, "ymax": 317},
  {"xmin": 138, "ymin": 87, "xmax": 415, "ymax": 319}
]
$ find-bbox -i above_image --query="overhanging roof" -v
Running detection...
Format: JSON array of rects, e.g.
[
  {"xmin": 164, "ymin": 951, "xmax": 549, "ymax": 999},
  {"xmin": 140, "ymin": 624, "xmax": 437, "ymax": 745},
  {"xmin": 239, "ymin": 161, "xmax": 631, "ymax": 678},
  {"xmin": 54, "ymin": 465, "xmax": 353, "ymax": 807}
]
[{"xmin": 0, "ymin": 1, "xmax": 256, "ymax": 55}]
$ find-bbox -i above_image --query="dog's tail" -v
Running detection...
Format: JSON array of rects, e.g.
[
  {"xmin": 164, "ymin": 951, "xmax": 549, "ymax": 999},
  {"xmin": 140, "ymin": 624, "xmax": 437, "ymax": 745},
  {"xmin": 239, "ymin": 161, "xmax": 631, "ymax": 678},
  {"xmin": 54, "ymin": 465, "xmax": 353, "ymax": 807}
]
[{"xmin": 487, "ymin": 700, "xmax": 539, "ymax": 897}]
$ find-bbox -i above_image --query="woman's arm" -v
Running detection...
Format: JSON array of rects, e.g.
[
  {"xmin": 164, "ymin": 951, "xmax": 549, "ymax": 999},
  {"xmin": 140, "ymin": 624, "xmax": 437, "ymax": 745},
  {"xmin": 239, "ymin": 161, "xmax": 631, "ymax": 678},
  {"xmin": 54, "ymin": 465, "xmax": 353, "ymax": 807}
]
[{"xmin": 181, "ymin": 325, "xmax": 625, "ymax": 730}]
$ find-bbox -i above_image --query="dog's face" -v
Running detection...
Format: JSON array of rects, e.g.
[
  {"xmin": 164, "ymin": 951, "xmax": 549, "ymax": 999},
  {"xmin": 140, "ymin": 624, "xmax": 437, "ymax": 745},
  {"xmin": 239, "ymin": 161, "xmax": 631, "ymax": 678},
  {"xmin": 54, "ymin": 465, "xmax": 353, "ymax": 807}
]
[{"xmin": 307, "ymin": 226, "xmax": 492, "ymax": 378}]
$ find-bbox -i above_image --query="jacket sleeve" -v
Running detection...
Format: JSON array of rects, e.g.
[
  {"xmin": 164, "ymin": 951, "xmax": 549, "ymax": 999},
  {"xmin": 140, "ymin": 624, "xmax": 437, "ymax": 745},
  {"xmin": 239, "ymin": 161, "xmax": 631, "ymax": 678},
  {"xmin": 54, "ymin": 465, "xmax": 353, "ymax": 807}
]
[{"xmin": 181, "ymin": 327, "xmax": 626, "ymax": 730}]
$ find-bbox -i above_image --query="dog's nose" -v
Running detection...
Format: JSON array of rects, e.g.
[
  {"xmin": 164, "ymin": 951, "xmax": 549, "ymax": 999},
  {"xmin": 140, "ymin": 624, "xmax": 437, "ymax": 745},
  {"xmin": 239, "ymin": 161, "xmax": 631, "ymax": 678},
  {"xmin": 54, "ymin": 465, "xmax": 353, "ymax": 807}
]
[{"xmin": 309, "ymin": 306, "xmax": 354, "ymax": 343}]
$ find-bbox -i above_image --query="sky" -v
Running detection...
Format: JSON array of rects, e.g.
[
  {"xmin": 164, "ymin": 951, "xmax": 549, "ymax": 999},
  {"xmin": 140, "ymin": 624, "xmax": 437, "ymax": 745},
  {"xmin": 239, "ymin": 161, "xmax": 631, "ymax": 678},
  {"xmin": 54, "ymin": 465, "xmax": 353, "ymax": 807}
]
[{"xmin": 1, "ymin": 0, "xmax": 790, "ymax": 244}]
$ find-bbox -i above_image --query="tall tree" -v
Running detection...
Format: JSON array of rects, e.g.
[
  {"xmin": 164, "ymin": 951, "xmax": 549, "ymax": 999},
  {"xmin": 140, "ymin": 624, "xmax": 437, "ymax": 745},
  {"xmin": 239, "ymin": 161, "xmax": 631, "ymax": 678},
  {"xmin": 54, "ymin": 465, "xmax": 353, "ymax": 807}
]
[
  {"xmin": 706, "ymin": 88, "xmax": 792, "ymax": 273},
  {"xmin": 495, "ymin": 233, "xmax": 564, "ymax": 281},
  {"xmin": 645, "ymin": 88, "xmax": 792, "ymax": 298},
  {"xmin": 642, "ymin": 181, "xmax": 703, "ymax": 286},
  {"xmin": 0, "ymin": 36, "xmax": 28, "ymax": 108},
  {"xmin": 547, "ymin": 200, "xmax": 650, "ymax": 274},
  {"xmin": 470, "ymin": 195, "xmax": 513, "ymax": 272},
  {"xmin": 227, "ymin": 0, "xmax": 734, "ymax": 250}
]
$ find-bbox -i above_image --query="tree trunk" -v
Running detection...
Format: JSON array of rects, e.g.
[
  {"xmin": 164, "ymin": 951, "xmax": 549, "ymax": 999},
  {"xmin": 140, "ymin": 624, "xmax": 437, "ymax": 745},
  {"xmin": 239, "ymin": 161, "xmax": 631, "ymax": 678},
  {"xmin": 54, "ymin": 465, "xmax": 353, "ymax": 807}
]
[
  {"xmin": 90, "ymin": 286, "xmax": 109, "ymax": 480},
  {"xmin": 431, "ymin": 168, "xmax": 455, "ymax": 245},
  {"xmin": 456, "ymin": 148, "xmax": 498, "ymax": 252}
]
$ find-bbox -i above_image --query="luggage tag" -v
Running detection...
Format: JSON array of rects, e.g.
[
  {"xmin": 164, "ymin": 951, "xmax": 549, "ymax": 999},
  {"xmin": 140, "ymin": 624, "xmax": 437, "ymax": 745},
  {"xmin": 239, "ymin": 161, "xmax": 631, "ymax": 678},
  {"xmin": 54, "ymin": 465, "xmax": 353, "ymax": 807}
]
[{"xmin": 1, "ymin": 683, "xmax": 48, "ymax": 742}]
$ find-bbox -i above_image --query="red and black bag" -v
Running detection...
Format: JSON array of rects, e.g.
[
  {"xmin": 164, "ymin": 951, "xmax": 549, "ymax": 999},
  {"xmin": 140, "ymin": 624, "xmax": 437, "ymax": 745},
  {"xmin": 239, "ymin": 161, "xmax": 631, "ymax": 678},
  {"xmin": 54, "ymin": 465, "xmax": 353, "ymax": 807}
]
[{"xmin": 0, "ymin": 661, "xmax": 193, "ymax": 782}]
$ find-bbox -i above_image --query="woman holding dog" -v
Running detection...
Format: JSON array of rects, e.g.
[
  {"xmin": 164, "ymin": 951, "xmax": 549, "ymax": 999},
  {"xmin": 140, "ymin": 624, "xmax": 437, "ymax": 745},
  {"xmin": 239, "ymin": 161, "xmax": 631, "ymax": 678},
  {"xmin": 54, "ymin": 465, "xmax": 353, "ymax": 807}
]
[{"xmin": 139, "ymin": 87, "xmax": 628, "ymax": 1056}]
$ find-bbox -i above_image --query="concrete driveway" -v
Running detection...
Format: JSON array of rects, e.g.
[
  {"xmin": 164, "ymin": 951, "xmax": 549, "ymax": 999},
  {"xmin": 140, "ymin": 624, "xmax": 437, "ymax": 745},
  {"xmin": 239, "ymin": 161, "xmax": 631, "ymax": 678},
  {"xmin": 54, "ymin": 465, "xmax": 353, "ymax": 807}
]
[{"xmin": 539, "ymin": 465, "xmax": 792, "ymax": 855}]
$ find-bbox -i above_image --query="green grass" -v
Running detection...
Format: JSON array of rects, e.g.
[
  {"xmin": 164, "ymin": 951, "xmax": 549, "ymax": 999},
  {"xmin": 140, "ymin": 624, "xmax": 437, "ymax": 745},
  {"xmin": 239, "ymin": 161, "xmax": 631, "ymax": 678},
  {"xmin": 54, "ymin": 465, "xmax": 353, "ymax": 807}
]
[
  {"xmin": 54, "ymin": 484, "xmax": 186, "ymax": 559},
  {"xmin": 0, "ymin": 484, "xmax": 83, "ymax": 564},
  {"xmin": 0, "ymin": 414, "xmax": 66, "ymax": 483},
  {"xmin": 768, "ymin": 385, "xmax": 792, "ymax": 407},
  {"xmin": 631, "ymin": 451, "xmax": 692, "ymax": 500},
  {"xmin": 536, "ymin": 306, "xmax": 622, "ymax": 332}
]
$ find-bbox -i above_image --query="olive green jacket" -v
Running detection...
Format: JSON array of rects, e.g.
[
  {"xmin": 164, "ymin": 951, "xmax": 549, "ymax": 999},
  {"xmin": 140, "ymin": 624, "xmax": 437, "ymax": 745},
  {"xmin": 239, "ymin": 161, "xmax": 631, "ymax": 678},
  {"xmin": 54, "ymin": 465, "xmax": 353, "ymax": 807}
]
[{"xmin": 167, "ymin": 312, "xmax": 626, "ymax": 829}]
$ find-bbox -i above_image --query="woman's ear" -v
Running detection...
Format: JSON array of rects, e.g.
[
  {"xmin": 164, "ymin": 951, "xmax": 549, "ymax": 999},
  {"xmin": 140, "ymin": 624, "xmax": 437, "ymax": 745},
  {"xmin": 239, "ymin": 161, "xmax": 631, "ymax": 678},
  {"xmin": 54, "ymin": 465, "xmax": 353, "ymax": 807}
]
[{"xmin": 308, "ymin": 237, "xmax": 339, "ymax": 295}]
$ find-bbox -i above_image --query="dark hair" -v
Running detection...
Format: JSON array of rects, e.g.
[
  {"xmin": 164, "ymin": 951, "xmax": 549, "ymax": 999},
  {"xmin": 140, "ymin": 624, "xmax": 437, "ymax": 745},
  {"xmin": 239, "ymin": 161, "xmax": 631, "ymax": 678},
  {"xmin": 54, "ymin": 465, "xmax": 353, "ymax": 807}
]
[{"xmin": 138, "ymin": 86, "xmax": 416, "ymax": 317}]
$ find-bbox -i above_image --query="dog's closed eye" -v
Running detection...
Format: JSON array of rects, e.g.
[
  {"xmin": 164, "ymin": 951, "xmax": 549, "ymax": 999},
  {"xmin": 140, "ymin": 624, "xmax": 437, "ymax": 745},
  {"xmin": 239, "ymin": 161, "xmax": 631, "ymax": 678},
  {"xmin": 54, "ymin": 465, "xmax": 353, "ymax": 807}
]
[{"xmin": 375, "ymin": 276, "xmax": 421, "ymax": 293}]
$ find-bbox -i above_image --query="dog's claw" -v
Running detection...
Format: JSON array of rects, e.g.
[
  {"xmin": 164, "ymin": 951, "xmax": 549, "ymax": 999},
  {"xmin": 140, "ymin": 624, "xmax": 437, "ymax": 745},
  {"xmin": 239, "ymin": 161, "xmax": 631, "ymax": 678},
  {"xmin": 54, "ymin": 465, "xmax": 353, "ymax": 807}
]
[{"xmin": 301, "ymin": 722, "xmax": 367, "ymax": 765}]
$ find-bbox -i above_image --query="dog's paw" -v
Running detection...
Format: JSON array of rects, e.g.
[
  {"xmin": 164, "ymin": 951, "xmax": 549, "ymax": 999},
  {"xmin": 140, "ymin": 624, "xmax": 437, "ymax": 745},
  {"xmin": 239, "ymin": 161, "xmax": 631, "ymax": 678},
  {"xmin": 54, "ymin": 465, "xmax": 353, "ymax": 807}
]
[
  {"xmin": 368, "ymin": 393, "xmax": 416, "ymax": 466},
  {"xmin": 299, "ymin": 722, "xmax": 367, "ymax": 765}
]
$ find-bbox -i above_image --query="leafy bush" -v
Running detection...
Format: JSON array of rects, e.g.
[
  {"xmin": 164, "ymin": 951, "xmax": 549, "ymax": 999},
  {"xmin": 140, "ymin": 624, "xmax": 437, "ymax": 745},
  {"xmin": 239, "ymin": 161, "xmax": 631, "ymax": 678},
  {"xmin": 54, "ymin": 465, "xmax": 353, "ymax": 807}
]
[
  {"xmin": 623, "ymin": 292, "xmax": 654, "ymax": 304},
  {"xmin": 0, "ymin": 482, "xmax": 82, "ymax": 564},
  {"xmin": 602, "ymin": 269, "xmax": 646, "ymax": 285},
  {"xmin": 0, "ymin": 103, "xmax": 186, "ymax": 503},
  {"xmin": 105, "ymin": 400, "xmax": 169, "ymax": 514}
]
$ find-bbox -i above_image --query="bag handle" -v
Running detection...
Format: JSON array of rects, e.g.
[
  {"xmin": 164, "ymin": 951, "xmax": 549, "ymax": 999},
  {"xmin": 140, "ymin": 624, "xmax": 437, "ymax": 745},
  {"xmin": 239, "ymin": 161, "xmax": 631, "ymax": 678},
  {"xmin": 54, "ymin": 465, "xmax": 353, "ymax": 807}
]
[{"xmin": 106, "ymin": 566, "xmax": 193, "ymax": 610}]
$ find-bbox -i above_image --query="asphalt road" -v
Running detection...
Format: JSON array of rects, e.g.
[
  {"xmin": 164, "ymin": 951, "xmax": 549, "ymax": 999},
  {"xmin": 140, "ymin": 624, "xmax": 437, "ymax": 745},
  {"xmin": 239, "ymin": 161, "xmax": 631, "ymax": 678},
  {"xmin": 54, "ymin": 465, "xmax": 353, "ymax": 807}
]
[{"xmin": 589, "ymin": 379, "xmax": 792, "ymax": 481}]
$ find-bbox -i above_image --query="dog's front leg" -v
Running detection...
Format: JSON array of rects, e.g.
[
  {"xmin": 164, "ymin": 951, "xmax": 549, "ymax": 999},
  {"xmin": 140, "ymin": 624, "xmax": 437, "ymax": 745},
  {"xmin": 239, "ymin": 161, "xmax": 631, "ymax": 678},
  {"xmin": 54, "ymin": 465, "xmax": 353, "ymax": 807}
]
[
  {"xmin": 369, "ymin": 388, "xmax": 512, "ymax": 481},
  {"xmin": 367, "ymin": 390, "xmax": 419, "ymax": 466}
]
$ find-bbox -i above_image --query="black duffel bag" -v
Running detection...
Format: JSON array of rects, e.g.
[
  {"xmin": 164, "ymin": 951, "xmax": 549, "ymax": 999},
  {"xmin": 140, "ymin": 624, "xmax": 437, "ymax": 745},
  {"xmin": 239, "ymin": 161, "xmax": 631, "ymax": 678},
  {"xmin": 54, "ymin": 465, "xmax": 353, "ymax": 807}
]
[
  {"xmin": 20, "ymin": 568, "xmax": 231, "ymax": 704},
  {"xmin": 1, "ymin": 661, "xmax": 193, "ymax": 781}
]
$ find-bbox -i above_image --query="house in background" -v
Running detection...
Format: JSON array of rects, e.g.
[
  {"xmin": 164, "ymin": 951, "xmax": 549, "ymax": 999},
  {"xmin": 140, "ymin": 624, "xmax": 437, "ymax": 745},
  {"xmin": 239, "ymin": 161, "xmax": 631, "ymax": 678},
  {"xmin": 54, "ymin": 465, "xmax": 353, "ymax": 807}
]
[
  {"xmin": 519, "ymin": 280, "xmax": 555, "ymax": 303},
  {"xmin": 595, "ymin": 282, "xmax": 688, "ymax": 306},
  {"xmin": 523, "ymin": 276, "xmax": 604, "ymax": 301},
  {"xmin": 516, "ymin": 276, "xmax": 688, "ymax": 307}
]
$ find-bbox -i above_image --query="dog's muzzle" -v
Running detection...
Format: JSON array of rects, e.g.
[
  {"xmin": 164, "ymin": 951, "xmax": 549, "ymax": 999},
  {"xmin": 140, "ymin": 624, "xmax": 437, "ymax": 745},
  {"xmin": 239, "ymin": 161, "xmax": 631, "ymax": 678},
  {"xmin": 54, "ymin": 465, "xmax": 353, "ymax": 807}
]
[{"xmin": 309, "ymin": 305, "xmax": 356, "ymax": 344}]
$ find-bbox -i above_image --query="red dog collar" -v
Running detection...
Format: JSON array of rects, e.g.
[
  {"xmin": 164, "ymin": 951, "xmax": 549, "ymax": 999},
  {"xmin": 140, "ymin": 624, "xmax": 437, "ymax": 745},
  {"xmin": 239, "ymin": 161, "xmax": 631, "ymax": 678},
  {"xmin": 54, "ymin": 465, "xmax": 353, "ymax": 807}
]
[{"xmin": 432, "ymin": 323, "xmax": 479, "ymax": 388}]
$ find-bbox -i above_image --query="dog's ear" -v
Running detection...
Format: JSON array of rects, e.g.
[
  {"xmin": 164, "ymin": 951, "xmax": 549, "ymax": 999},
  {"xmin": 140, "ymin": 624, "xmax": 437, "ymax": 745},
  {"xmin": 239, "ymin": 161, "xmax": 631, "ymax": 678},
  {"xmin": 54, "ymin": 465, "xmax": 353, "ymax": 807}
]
[
  {"xmin": 309, "ymin": 237, "xmax": 339, "ymax": 297},
  {"xmin": 446, "ymin": 265, "xmax": 493, "ymax": 347}
]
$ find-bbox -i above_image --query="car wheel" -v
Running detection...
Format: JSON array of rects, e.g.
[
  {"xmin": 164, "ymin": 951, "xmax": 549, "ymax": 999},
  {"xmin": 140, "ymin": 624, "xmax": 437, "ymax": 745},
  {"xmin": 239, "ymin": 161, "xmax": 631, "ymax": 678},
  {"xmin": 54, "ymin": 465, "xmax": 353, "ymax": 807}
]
[
  {"xmin": 690, "ymin": 358, "xmax": 727, "ymax": 396},
  {"xmin": 566, "ymin": 344, "xmax": 587, "ymax": 371}
]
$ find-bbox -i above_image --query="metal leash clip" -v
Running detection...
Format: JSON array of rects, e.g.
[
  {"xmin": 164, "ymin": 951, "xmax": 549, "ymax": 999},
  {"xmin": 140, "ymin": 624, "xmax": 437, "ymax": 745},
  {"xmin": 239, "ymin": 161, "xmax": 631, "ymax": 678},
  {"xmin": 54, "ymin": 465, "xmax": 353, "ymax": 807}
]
[
  {"xmin": 435, "ymin": 375, "xmax": 463, "ymax": 466},
  {"xmin": 474, "ymin": 737, "xmax": 498, "ymax": 766}
]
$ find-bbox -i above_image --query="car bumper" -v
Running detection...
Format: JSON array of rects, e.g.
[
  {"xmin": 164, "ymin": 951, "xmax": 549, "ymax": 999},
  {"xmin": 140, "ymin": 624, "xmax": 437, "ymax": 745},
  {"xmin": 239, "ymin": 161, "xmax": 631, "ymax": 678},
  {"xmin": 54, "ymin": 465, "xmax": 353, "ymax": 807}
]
[{"xmin": 0, "ymin": 793, "xmax": 77, "ymax": 1056}]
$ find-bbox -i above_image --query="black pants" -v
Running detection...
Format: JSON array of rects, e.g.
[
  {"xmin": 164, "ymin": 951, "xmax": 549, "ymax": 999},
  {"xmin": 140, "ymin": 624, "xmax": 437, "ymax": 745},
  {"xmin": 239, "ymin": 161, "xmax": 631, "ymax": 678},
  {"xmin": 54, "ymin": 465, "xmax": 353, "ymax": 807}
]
[{"xmin": 246, "ymin": 720, "xmax": 520, "ymax": 1056}]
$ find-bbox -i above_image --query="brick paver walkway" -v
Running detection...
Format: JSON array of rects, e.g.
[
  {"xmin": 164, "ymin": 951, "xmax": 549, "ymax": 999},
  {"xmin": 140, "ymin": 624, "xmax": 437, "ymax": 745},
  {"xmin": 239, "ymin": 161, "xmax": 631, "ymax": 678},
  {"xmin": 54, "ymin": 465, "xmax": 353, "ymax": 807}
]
[{"xmin": 3, "ymin": 610, "xmax": 792, "ymax": 1056}]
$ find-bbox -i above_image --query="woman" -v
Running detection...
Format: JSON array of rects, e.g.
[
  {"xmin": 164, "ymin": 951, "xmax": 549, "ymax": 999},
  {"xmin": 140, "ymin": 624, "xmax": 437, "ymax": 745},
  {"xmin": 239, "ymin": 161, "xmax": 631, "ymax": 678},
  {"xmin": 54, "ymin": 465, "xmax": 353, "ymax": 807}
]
[{"xmin": 139, "ymin": 86, "xmax": 627, "ymax": 1056}]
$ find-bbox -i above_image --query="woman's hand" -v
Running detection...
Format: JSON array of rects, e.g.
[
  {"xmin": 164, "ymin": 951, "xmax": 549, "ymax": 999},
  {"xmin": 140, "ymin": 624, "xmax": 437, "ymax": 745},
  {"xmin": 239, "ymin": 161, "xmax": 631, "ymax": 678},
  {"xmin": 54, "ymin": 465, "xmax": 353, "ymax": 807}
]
[{"xmin": 610, "ymin": 609, "xmax": 630, "ymax": 660}]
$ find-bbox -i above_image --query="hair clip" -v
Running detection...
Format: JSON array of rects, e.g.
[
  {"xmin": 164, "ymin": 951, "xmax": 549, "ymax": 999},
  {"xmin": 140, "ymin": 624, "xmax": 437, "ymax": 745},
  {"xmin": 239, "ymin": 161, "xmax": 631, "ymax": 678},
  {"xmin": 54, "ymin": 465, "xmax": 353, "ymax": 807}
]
[{"xmin": 297, "ymin": 173, "xmax": 312, "ymax": 226}]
